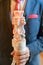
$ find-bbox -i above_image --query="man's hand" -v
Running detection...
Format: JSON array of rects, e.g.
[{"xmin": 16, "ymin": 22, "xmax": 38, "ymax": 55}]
[{"xmin": 11, "ymin": 47, "xmax": 30, "ymax": 65}]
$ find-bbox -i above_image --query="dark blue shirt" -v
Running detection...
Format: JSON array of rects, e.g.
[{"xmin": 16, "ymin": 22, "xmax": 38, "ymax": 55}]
[{"xmin": 24, "ymin": 0, "xmax": 43, "ymax": 63}]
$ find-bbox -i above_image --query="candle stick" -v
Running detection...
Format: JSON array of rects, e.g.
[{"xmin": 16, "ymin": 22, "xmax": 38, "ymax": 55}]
[{"xmin": 11, "ymin": 0, "xmax": 26, "ymax": 65}]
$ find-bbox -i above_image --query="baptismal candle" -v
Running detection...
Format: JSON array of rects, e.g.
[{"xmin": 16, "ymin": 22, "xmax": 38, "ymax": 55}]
[{"xmin": 11, "ymin": 0, "xmax": 26, "ymax": 65}]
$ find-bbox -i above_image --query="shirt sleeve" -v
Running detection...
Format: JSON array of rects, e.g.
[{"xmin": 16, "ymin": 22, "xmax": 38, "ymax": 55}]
[
  {"xmin": 26, "ymin": 17, "xmax": 43, "ymax": 62},
  {"xmin": 24, "ymin": 0, "xmax": 43, "ymax": 62}
]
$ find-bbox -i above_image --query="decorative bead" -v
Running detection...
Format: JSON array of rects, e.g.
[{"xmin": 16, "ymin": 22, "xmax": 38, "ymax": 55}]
[
  {"xmin": 15, "ymin": 3, "xmax": 20, "ymax": 10},
  {"xmin": 14, "ymin": 0, "xmax": 20, "ymax": 3}
]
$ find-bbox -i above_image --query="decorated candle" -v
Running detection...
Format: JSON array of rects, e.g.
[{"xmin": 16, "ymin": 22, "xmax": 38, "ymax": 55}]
[{"xmin": 11, "ymin": 0, "xmax": 26, "ymax": 65}]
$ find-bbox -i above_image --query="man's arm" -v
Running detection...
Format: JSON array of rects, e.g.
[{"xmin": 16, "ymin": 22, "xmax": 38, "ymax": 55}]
[
  {"xmin": 26, "ymin": 0, "xmax": 43, "ymax": 61},
  {"xmin": 26, "ymin": 16, "xmax": 43, "ymax": 62}
]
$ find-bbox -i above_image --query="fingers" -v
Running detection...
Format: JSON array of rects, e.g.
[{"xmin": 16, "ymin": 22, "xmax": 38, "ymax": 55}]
[
  {"xmin": 15, "ymin": 57, "xmax": 28, "ymax": 65},
  {"xmin": 17, "ymin": 61, "xmax": 26, "ymax": 65},
  {"xmin": 11, "ymin": 47, "xmax": 30, "ymax": 65},
  {"xmin": 16, "ymin": 53, "xmax": 30, "ymax": 60},
  {"xmin": 14, "ymin": 54, "xmax": 29, "ymax": 62},
  {"xmin": 13, "ymin": 48, "xmax": 30, "ymax": 65},
  {"xmin": 18, "ymin": 57, "xmax": 29, "ymax": 63},
  {"xmin": 15, "ymin": 47, "xmax": 30, "ymax": 56}
]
